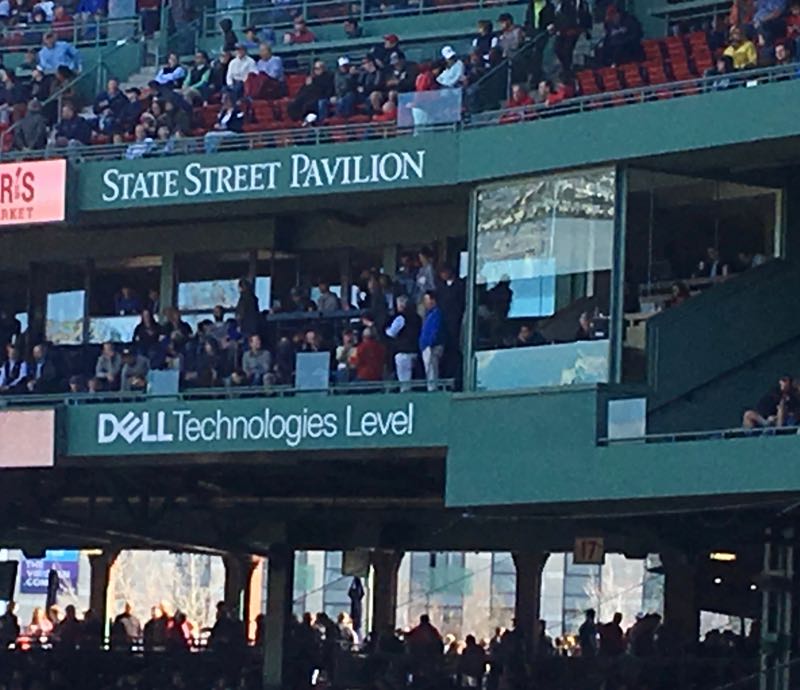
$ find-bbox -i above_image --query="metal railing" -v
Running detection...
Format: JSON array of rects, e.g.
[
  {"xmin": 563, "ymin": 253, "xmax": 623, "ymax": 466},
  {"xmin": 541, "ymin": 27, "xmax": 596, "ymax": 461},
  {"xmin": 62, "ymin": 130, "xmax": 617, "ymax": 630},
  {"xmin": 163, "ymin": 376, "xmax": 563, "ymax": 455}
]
[
  {"xmin": 0, "ymin": 378, "xmax": 455, "ymax": 408},
  {"xmin": 0, "ymin": 16, "xmax": 141, "ymax": 54},
  {"xmin": 599, "ymin": 424, "xmax": 800, "ymax": 446},
  {"xmin": 202, "ymin": 0, "xmax": 523, "ymax": 38},
  {"xmin": 1, "ymin": 60, "xmax": 796, "ymax": 162}
]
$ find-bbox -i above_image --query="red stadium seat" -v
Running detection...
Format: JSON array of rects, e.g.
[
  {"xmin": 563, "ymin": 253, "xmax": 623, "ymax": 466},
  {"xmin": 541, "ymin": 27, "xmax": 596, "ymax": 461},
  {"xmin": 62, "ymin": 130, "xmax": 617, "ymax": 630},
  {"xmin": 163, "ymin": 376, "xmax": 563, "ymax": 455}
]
[{"xmin": 576, "ymin": 70, "xmax": 601, "ymax": 96}]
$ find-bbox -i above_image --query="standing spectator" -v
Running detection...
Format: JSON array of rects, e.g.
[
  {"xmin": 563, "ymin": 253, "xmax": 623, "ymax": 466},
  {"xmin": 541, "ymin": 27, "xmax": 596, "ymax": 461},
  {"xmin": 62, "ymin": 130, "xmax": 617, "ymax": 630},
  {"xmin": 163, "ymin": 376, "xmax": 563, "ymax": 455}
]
[
  {"xmin": 385, "ymin": 295, "xmax": 421, "ymax": 391},
  {"xmin": 754, "ymin": 0, "xmax": 787, "ymax": 44},
  {"xmin": 120, "ymin": 346, "xmax": 149, "ymax": 392},
  {"xmin": 235, "ymin": 277, "xmax": 260, "ymax": 339},
  {"xmin": 599, "ymin": 612, "xmax": 625, "ymax": 656},
  {"xmin": 316, "ymin": 280, "xmax": 341, "ymax": 312},
  {"xmin": 38, "ymin": 31, "xmax": 81, "ymax": 74},
  {"xmin": 226, "ymin": 43, "xmax": 257, "ymax": 98},
  {"xmin": 437, "ymin": 46, "xmax": 465, "ymax": 87},
  {"xmin": 415, "ymin": 246, "xmax": 436, "ymax": 310},
  {"xmin": 53, "ymin": 101, "xmax": 92, "ymax": 147},
  {"xmin": 242, "ymin": 334, "xmax": 272, "ymax": 385},
  {"xmin": 578, "ymin": 609, "xmax": 598, "ymax": 658},
  {"xmin": 95, "ymin": 341, "xmax": 122, "ymax": 389},
  {"xmin": 437, "ymin": 265, "xmax": 464, "ymax": 380},
  {"xmin": 114, "ymin": 285, "xmax": 141, "ymax": 315},
  {"xmin": 0, "ymin": 310, "xmax": 20, "ymax": 349},
  {"xmin": 335, "ymin": 329, "xmax": 356, "ymax": 383},
  {"xmin": 219, "ymin": 18, "xmax": 238, "ymax": 52},
  {"xmin": 154, "ymin": 52, "xmax": 187, "ymax": 89},
  {"xmin": 111, "ymin": 603, "xmax": 142, "ymax": 651},
  {"xmin": 419, "ymin": 291, "xmax": 444, "ymax": 391},
  {"xmin": 599, "ymin": 6, "xmax": 643, "ymax": 66},
  {"xmin": 14, "ymin": 98, "xmax": 48, "ymax": 150},
  {"xmin": 0, "ymin": 602, "xmax": 20, "ymax": 648},
  {"xmin": 133, "ymin": 309, "xmax": 161, "ymax": 356},
  {"xmin": 52, "ymin": 6, "xmax": 74, "ymax": 39},
  {"xmin": 284, "ymin": 16, "xmax": 316, "ymax": 44},
  {"xmin": 371, "ymin": 33, "xmax": 400, "ymax": 71},
  {"xmin": 724, "ymin": 26, "xmax": 758, "ymax": 68},
  {"xmin": 497, "ymin": 13, "xmax": 524, "ymax": 57},
  {"xmin": 351, "ymin": 327, "xmax": 385, "ymax": 382}
]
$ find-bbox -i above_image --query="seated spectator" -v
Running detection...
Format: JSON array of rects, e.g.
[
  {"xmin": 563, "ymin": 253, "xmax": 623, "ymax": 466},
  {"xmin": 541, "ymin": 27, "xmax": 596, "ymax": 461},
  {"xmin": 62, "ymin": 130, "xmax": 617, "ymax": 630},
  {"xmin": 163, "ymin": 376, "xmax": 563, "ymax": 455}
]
[
  {"xmin": 241, "ymin": 25, "xmax": 261, "ymax": 51},
  {"xmin": 706, "ymin": 55, "xmax": 735, "ymax": 90},
  {"xmin": 192, "ymin": 338, "xmax": 230, "ymax": 387},
  {"xmin": 162, "ymin": 97, "xmax": 189, "ymax": 137},
  {"xmin": 507, "ymin": 83, "xmax": 533, "ymax": 107},
  {"xmin": 473, "ymin": 20, "xmax": 498, "ymax": 66},
  {"xmin": 787, "ymin": 0, "xmax": 800, "ymax": 55},
  {"xmin": 599, "ymin": 6, "xmax": 644, "ymax": 66},
  {"xmin": 204, "ymin": 92, "xmax": 244, "ymax": 153},
  {"xmin": 737, "ymin": 249, "xmax": 768, "ymax": 270},
  {"xmin": 575, "ymin": 312, "xmax": 592, "ymax": 340},
  {"xmin": 248, "ymin": 42, "xmax": 285, "ymax": 99},
  {"xmin": 350, "ymin": 327, "xmax": 385, "ymax": 382},
  {"xmin": 694, "ymin": 246, "xmax": 728, "ymax": 278},
  {"xmin": 497, "ymin": 13, "xmax": 524, "ymax": 58},
  {"xmin": 219, "ymin": 18, "xmax": 237, "ymax": 52},
  {"xmin": 163, "ymin": 307, "xmax": 192, "ymax": 345},
  {"xmin": 287, "ymin": 60, "xmax": 334, "ymax": 122},
  {"xmin": 385, "ymin": 52, "xmax": 415, "ymax": 93},
  {"xmin": 228, "ymin": 44, "xmax": 257, "ymax": 99},
  {"xmin": 371, "ymin": 33, "xmax": 401, "ymax": 71},
  {"xmin": 358, "ymin": 55, "xmax": 385, "ymax": 99},
  {"xmin": 53, "ymin": 101, "xmax": 92, "ymax": 147},
  {"xmin": 284, "ymin": 16, "xmax": 316, "ymax": 45},
  {"xmin": 38, "ymin": 31, "xmax": 81, "ymax": 75},
  {"xmin": 120, "ymin": 346, "xmax": 149, "ymax": 392},
  {"xmin": 155, "ymin": 52, "xmax": 187, "ymax": 90},
  {"xmin": 0, "ymin": 69, "xmax": 27, "ymax": 124},
  {"xmin": 209, "ymin": 50, "xmax": 232, "ymax": 98},
  {"xmin": 113, "ymin": 87, "xmax": 144, "ymax": 141},
  {"xmin": 68, "ymin": 374, "xmax": 86, "ymax": 393},
  {"xmin": 125, "ymin": 123, "xmax": 154, "ymax": 159},
  {"xmin": 743, "ymin": 375, "xmax": 800, "ymax": 428},
  {"xmin": 242, "ymin": 334, "xmax": 272, "ymax": 385},
  {"xmin": 343, "ymin": 17, "xmax": 362, "ymax": 39},
  {"xmin": 29, "ymin": 69, "xmax": 52, "ymax": 112},
  {"xmin": 724, "ymin": 26, "xmax": 757, "ymax": 69},
  {"xmin": 95, "ymin": 341, "xmax": 122, "ymax": 389},
  {"xmin": 14, "ymin": 98, "xmax": 48, "ymax": 151},
  {"xmin": 437, "ymin": 46, "xmax": 465, "ymax": 88},
  {"xmin": 93, "ymin": 77, "xmax": 126, "ymax": 134},
  {"xmin": 335, "ymin": 329, "xmax": 356, "ymax": 383},
  {"xmin": 16, "ymin": 49, "xmax": 39, "ymax": 83},
  {"xmin": 0, "ymin": 343, "xmax": 28, "ymax": 393},
  {"xmin": 376, "ymin": 97, "xmax": 397, "ymax": 121},
  {"xmin": 182, "ymin": 51, "xmax": 211, "ymax": 105},
  {"xmin": 26, "ymin": 343, "xmax": 59, "ymax": 393},
  {"xmin": 668, "ymin": 281, "xmax": 691, "ymax": 308},
  {"xmin": 516, "ymin": 324, "xmax": 546, "ymax": 346},
  {"xmin": 773, "ymin": 40, "xmax": 794, "ymax": 65},
  {"xmin": 327, "ymin": 55, "xmax": 357, "ymax": 119},
  {"xmin": 754, "ymin": 0, "xmax": 787, "ymax": 44},
  {"xmin": 115, "ymin": 285, "xmax": 141, "ymax": 315}
]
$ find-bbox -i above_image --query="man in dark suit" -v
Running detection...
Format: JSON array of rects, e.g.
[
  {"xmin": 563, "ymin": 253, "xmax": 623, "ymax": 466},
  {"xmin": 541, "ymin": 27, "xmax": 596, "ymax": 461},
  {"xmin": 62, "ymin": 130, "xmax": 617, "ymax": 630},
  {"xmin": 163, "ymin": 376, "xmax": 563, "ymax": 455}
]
[{"xmin": 27, "ymin": 343, "xmax": 61, "ymax": 393}]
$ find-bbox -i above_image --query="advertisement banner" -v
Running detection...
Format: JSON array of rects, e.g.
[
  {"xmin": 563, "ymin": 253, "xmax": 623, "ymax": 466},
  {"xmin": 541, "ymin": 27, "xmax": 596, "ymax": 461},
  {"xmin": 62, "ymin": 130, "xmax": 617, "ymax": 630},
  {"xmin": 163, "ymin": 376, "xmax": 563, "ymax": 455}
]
[
  {"xmin": 63, "ymin": 392, "xmax": 450, "ymax": 457},
  {"xmin": 0, "ymin": 159, "xmax": 66, "ymax": 226},
  {"xmin": 19, "ymin": 550, "xmax": 80, "ymax": 594}
]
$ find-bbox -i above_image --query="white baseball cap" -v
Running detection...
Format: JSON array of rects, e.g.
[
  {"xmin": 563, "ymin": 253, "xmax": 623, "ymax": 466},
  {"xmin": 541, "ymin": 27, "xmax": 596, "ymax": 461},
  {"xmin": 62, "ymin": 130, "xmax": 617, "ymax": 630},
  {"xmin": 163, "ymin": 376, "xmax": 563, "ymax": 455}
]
[
  {"xmin": 441, "ymin": 45, "xmax": 456, "ymax": 60},
  {"xmin": 337, "ymin": 56, "xmax": 350, "ymax": 67}
]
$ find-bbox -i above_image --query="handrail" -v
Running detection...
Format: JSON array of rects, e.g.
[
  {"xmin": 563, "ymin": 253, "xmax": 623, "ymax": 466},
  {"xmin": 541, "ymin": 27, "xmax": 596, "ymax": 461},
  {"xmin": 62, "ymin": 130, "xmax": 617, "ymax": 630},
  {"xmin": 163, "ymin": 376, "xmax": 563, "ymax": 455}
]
[
  {"xmin": 2, "ymin": 33, "xmax": 143, "ymax": 154},
  {"xmin": 201, "ymin": 0, "xmax": 523, "ymax": 37},
  {"xmin": 598, "ymin": 424, "xmax": 800, "ymax": 445},
  {"xmin": 0, "ymin": 378, "xmax": 456, "ymax": 407},
  {"xmin": 0, "ymin": 16, "xmax": 140, "ymax": 53},
  {"xmin": 468, "ymin": 32, "xmax": 548, "ymax": 112},
  {"xmin": 2, "ymin": 60, "xmax": 797, "ymax": 162}
]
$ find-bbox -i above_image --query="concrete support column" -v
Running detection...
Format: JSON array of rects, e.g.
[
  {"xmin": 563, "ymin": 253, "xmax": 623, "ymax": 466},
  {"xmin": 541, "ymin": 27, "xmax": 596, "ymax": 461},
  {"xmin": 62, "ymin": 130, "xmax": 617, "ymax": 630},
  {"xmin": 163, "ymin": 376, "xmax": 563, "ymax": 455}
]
[
  {"xmin": 242, "ymin": 557, "xmax": 263, "ymax": 642},
  {"xmin": 371, "ymin": 550, "xmax": 403, "ymax": 635},
  {"xmin": 263, "ymin": 547, "xmax": 295, "ymax": 690},
  {"xmin": 512, "ymin": 551, "xmax": 549, "ymax": 657},
  {"xmin": 158, "ymin": 251, "xmax": 175, "ymax": 320},
  {"xmin": 223, "ymin": 553, "xmax": 246, "ymax": 617},
  {"xmin": 88, "ymin": 549, "xmax": 119, "ymax": 639},
  {"xmin": 661, "ymin": 550, "xmax": 699, "ymax": 652}
]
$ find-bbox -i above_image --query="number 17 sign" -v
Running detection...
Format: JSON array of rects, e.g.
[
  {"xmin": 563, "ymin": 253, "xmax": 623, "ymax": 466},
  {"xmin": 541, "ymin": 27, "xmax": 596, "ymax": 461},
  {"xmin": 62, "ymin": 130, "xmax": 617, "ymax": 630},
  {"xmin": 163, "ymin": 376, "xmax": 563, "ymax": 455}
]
[{"xmin": 573, "ymin": 537, "xmax": 605, "ymax": 565}]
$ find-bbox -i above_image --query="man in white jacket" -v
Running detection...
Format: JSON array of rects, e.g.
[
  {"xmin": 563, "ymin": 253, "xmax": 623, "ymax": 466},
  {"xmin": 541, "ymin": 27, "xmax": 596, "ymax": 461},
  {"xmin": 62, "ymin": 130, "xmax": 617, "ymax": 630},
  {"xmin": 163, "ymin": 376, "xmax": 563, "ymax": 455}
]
[
  {"xmin": 436, "ymin": 45, "xmax": 464, "ymax": 88},
  {"xmin": 226, "ymin": 43, "xmax": 257, "ymax": 98}
]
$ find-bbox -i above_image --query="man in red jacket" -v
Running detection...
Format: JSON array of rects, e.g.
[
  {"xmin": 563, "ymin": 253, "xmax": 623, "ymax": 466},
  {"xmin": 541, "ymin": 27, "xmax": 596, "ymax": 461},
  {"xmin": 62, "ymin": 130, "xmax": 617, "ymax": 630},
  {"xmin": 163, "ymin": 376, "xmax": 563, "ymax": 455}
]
[{"xmin": 352, "ymin": 327, "xmax": 386, "ymax": 382}]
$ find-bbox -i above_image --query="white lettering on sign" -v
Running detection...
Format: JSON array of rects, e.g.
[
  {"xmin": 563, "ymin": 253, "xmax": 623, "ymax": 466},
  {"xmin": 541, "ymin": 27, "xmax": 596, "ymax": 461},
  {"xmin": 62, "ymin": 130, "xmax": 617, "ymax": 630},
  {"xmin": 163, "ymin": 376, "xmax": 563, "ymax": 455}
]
[
  {"xmin": 96, "ymin": 403, "xmax": 416, "ymax": 449},
  {"xmin": 100, "ymin": 150, "xmax": 426, "ymax": 203}
]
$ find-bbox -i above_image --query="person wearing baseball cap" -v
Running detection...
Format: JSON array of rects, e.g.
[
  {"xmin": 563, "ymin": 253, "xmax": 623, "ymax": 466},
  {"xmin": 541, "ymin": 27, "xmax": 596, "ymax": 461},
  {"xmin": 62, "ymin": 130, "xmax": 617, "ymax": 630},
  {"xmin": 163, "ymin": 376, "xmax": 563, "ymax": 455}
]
[
  {"xmin": 437, "ymin": 45, "xmax": 464, "ymax": 87},
  {"xmin": 371, "ymin": 33, "xmax": 401, "ymax": 70},
  {"xmin": 331, "ymin": 55, "xmax": 357, "ymax": 118}
]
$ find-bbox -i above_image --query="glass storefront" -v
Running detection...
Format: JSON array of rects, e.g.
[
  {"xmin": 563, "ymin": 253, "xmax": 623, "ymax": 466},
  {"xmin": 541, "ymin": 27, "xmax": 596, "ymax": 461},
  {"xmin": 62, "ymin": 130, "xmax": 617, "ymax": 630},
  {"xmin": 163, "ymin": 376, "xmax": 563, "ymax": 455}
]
[{"xmin": 471, "ymin": 167, "xmax": 616, "ymax": 391}]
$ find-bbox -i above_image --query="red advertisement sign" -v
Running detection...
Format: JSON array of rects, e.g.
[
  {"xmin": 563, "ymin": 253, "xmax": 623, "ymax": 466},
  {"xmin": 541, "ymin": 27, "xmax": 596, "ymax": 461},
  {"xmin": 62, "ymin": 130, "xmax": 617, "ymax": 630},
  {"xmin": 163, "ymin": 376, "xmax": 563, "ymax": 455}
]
[{"xmin": 0, "ymin": 159, "xmax": 66, "ymax": 225}]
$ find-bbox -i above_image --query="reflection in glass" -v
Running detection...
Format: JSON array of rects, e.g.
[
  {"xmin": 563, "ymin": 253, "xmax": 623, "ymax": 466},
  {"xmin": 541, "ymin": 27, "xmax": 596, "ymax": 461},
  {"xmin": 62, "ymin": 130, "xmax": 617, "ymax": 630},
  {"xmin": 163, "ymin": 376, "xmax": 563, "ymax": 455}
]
[
  {"xmin": 177, "ymin": 277, "xmax": 271, "ymax": 312},
  {"xmin": 46, "ymin": 290, "xmax": 85, "ymax": 345},
  {"xmin": 88, "ymin": 315, "xmax": 140, "ymax": 344},
  {"xmin": 473, "ymin": 168, "xmax": 615, "ymax": 390},
  {"xmin": 398, "ymin": 88, "xmax": 463, "ymax": 128}
]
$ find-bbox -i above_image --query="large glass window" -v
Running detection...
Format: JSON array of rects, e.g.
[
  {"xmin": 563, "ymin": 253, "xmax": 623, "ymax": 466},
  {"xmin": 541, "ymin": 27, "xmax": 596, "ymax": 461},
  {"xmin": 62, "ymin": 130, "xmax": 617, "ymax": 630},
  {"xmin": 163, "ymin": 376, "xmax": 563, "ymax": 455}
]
[{"xmin": 473, "ymin": 168, "xmax": 616, "ymax": 390}]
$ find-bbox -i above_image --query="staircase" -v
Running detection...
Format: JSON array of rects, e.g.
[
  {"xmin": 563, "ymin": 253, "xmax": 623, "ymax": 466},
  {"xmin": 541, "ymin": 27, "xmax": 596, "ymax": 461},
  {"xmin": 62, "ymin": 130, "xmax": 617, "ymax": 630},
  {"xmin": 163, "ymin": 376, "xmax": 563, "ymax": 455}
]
[{"xmin": 645, "ymin": 259, "xmax": 800, "ymax": 432}]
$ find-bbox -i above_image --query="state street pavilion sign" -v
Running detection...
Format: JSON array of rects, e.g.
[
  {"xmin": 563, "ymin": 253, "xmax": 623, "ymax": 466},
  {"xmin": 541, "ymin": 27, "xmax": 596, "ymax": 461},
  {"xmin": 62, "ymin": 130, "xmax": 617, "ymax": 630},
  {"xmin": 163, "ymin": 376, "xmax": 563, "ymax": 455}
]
[
  {"xmin": 75, "ymin": 135, "xmax": 459, "ymax": 211},
  {"xmin": 63, "ymin": 392, "xmax": 450, "ymax": 457}
]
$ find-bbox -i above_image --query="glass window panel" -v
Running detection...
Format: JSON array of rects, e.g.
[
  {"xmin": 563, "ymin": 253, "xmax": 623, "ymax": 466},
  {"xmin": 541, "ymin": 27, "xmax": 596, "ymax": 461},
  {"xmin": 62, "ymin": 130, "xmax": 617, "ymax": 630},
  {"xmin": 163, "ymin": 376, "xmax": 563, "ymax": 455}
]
[
  {"xmin": 88, "ymin": 315, "xmax": 140, "ymax": 344},
  {"xmin": 473, "ymin": 168, "xmax": 615, "ymax": 391},
  {"xmin": 46, "ymin": 290, "xmax": 84, "ymax": 345}
]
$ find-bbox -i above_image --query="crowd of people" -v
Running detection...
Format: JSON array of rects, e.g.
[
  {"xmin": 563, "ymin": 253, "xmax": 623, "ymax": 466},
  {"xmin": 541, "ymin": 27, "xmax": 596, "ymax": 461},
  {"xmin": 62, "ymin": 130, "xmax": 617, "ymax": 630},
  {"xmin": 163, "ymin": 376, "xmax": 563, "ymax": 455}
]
[
  {"xmin": 0, "ymin": 601, "xmax": 760, "ymax": 689},
  {"xmin": 0, "ymin": 249, "xmax": 465, "ymax": 396}
]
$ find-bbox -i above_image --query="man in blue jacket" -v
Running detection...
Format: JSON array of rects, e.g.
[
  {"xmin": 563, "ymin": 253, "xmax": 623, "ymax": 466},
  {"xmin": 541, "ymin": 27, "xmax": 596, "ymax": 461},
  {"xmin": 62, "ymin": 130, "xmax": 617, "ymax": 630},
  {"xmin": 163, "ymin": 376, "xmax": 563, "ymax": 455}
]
[{"xmin": 419, "ymin": 290, "xmax": 444, "ymax": 391}]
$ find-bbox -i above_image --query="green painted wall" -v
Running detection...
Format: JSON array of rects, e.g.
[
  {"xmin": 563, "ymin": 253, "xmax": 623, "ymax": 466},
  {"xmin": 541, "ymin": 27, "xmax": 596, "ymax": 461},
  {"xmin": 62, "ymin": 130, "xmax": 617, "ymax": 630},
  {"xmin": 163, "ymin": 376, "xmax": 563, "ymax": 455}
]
[
  {"xmin": 72, "ymin": 79, "xmax": 800, "ymax": 216},
  {"xmin": 444, "ymin": 385, "xmax": 800, "ymax": 506}
]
